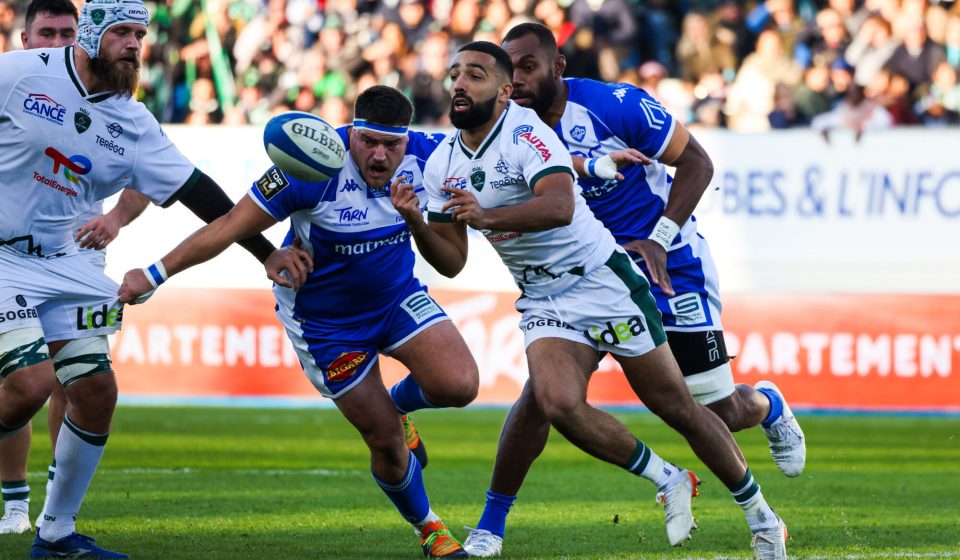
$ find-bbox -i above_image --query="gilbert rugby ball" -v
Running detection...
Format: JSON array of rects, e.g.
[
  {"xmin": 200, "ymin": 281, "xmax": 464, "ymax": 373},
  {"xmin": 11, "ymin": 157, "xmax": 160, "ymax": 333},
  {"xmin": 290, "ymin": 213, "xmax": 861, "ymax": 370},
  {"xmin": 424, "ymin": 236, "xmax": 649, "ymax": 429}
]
[{"xmin": 263, "ymin": 112, "xmax": 346, "ymax": 182}]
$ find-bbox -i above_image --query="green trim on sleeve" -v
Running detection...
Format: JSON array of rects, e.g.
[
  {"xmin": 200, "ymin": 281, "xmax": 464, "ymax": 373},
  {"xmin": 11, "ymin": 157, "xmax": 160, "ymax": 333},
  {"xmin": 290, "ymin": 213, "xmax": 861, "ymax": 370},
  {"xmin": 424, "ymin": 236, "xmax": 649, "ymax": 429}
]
[
  {"xmin": 160, "ymin": 168, "xmax": 203, "ymax": 208},
  {"xmin": 428, "ymin": 211, "xmax": 454, "ymax": 223},
  {"xmin": 528, "ymin": 166, "xmax": 575, "ymax": 191}
]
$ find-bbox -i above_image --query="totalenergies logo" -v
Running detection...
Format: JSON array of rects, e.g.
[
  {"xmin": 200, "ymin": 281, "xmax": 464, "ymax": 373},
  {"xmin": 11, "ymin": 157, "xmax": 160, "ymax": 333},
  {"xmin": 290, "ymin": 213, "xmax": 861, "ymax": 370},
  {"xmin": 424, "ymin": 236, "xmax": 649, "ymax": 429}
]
[{"xmin": 44, "ymin": 147, "xmax": 92, "ymax": 182}]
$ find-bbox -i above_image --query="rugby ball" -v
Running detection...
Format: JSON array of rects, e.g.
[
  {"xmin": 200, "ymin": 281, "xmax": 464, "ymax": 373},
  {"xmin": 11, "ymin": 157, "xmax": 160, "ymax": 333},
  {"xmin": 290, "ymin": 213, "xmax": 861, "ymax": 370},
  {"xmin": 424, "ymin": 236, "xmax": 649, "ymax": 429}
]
[{"xmin": 263, "ymin": 112, "xmax": 346, "ymax": 182}]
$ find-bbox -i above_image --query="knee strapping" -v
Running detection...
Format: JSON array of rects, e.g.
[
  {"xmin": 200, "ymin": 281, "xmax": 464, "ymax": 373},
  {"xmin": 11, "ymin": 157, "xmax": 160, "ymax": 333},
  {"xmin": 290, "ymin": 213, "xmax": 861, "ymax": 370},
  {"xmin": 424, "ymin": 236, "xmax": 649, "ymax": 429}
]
[
  {"xmin": 53, "ymin": 336, "xmax": 112, "ymax": 387},
  {"xmin": 0, "ymin": 328, "xmax": 49, "ymax": 378}
]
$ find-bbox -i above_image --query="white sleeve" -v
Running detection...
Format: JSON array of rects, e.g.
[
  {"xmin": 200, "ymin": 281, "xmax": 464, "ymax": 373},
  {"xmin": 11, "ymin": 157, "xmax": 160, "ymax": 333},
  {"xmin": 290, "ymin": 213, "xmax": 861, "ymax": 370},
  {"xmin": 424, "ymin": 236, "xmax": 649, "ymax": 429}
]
[
  {"xmin": 129, "ymin": 111, "xmax": 197, "ymax": 207},
  {"xmin": 424, "ymin": 145, "xmax": 455, "ymax": 220},
  {"xmin": 505, "ymin": 114, "xmax": 575, "ymax": 190}
]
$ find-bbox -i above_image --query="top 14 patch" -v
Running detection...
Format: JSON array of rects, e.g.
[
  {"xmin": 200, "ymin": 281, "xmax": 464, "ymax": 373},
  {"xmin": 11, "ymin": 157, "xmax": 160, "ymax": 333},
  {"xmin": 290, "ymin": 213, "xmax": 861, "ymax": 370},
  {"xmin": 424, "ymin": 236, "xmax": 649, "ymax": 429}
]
[{"xmin": 256, "ymin": 166, "xmax": 290, "ymax": 200}]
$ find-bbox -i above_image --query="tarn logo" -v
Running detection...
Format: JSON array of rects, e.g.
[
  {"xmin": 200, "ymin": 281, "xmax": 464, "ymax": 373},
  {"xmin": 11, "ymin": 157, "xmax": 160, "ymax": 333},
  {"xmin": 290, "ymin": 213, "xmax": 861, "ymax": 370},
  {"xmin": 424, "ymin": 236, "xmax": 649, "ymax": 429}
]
[
  {"xmin": 44, "ymin": 146, "xmax": 91, "ymax": 182},
  {"xmin": 335, "ymin": 206, "xmax": 368, "ymax": 223},
  {"xmin": 570, "ymin": 125, "xmax": 586, "ymax": 142},
  {"xmin": 22, "ymin": 93, "xmax": 65, "ymax": 125}
]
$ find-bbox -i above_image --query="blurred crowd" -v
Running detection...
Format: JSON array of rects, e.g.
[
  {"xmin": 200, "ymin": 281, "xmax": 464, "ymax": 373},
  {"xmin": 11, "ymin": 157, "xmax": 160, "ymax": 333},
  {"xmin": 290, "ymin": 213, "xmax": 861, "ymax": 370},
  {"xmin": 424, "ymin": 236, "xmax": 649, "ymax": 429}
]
[{"xmin": 3, "ymin": 0, "xmax": 960, "ymax": 132}]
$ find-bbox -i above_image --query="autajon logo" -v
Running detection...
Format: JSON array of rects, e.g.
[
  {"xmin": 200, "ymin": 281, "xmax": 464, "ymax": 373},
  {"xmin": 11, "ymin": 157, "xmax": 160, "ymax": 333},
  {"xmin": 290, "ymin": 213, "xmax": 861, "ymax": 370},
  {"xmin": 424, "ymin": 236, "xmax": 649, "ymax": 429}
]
[{"xmin": 511, "ymin": 125, "xmax": 552, "ymax": 162}]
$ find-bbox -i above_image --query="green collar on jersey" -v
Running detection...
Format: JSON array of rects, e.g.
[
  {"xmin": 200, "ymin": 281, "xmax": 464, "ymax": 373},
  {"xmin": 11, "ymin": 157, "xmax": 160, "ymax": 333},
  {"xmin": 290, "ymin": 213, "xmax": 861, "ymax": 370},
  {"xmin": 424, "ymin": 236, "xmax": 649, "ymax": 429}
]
[
  {"xmin": 64, "ymin": 46, "xmax": 114, "ymax": 104},
  {"xmin": 455, "ymin": 103, "xmax": 509, "ymax": 161}
]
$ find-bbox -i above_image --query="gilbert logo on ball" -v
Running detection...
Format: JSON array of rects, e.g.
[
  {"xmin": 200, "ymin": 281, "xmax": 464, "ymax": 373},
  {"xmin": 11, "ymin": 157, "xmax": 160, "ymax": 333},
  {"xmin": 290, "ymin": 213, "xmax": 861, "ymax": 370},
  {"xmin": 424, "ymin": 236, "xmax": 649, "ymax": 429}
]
[{"xmin": 263, "ymin": 112, "xmax": 346, "ymax": 182}]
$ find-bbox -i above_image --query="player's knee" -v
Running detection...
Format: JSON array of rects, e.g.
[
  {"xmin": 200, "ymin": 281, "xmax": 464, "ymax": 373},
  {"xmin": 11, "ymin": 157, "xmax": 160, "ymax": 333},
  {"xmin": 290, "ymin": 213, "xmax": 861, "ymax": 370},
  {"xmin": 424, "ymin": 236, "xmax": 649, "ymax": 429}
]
[
  {"xmin": 0, "ymin": 327, "xmax": 51, "ymax": 380},
  {"xmin": 706, "ymin": 395, "xmax": 748, "ymax": 431},
  {"xmin": 535, "ymin": 389, "xmax": 583, "ymax": 427},
  {"xmin": 0, "ymin": 328, "xmax": 54, "ymax": 413}
]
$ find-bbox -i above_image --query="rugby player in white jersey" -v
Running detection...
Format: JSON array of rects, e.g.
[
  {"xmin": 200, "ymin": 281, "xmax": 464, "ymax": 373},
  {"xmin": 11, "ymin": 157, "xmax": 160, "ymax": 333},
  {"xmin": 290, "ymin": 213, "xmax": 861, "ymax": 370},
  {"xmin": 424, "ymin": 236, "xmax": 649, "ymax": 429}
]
[
  {"xmin": 0, "ymin": 0, "xmax": 153, "ymax": 537},
  {"xmin": 118, "ymin": 86, "xmax": 478, "ymax": 559},
  {"xmin": 458, "ymin": 23, "xmax": 802, "ymax": 560},
  {"xmin": 0, "ymin": 0, "xmax": 304, "ymax": 556},
  {"xmin": 391, "ymin": 41, "xmax": 788, "ymax": 560}
]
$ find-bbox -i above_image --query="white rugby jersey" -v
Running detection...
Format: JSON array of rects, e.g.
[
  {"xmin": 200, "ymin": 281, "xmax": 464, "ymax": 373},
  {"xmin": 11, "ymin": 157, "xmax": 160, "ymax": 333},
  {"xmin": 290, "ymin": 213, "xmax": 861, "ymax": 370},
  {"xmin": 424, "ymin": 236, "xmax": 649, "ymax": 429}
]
[
  {"xmin": 424, "ymin": 101, "xmax": 618, "ymax": 298},
  {"xmin": 0, "ymin": 46, "xmax": 197, "ymax": 258}
]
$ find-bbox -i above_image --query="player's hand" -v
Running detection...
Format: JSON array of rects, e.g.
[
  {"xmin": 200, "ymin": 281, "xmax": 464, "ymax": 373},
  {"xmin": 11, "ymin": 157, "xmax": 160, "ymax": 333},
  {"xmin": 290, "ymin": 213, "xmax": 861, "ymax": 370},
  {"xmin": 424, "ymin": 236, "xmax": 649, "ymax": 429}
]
[
  {"xmin": 76, "ymin": 213, "xmax": 122, "ymax": 249},
  {"xmin": 118, "ymin": 268, "xmax": 155, "ymax": 305},
  {"xmin": 608, "ymin": 148, "xmax": 654, "ymax": 175},
  {"xmin": 266, "ymin": 238, "xmax": 313, "ymax": 290},
  {"xmin": 622, "ymin": 239, "xmax": 674, "ymax": 297},
  {"xmin": 390, "ymin": 177, "xmax": 425, "ymax": 230},
  {"xmin": 441, "ymin": 186, "xmax": 488, "ymax": 228}
]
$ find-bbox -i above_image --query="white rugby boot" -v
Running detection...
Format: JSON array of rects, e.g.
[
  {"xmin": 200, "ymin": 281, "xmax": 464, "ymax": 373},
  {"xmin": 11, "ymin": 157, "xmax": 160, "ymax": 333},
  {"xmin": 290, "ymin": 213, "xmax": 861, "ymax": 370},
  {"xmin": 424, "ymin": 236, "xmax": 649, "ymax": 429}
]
[
  {"xmin": 462, "ymin": 527, "xmax": 503, "ymax": 557},
  {"xmin": 0, "ymin": 502, "xmax": 32, "ymax": 534},
  {"xmin": 751, "ymin": 516, "xmax": 788, "ymax": 560},
  {"xmin": 756, "ymin": 381, "xmax": 806, "ymax": 477},
  {"xmin": 655, "ymin": 469, "xmax": 700, "ymax": 546}
]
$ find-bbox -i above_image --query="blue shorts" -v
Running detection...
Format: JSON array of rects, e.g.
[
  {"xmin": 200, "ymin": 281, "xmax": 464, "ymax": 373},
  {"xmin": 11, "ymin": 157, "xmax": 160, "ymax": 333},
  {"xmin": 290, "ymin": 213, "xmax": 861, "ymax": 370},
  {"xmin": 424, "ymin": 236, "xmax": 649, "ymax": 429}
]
[
  {"xmin": 274, "ymin": 280, "xmax": 448, "ymax": 399},
  {"xmin": 635, "ymin": 234, "xmax": 723, "ymax": 332}
]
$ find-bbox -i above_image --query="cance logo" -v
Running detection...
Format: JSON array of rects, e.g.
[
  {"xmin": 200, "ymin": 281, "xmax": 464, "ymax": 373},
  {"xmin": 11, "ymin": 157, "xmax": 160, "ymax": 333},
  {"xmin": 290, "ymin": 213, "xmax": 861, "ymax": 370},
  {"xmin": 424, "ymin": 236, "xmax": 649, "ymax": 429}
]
[
  {"xmin": 44, "ymin": 147, "xmax": 92, "ymax": 182},
  {"xmin": 22, "ymin": 93, "xmax": 66, "ymax": 125}
]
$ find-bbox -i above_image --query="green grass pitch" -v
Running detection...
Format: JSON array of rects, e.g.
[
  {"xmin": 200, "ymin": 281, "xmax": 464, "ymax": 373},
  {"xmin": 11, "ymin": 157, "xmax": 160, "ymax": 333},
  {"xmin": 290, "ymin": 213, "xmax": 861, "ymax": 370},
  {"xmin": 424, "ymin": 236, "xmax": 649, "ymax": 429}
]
[{"xmin": 2, "ymin": 406, "xmax": 958, "ymax": 559}]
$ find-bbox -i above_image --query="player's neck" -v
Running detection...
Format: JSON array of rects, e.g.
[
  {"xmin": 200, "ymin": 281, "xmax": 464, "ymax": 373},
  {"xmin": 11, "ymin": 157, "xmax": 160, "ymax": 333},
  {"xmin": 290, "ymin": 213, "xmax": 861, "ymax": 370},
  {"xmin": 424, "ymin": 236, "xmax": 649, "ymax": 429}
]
[
  {"xmin": 72, "ymin": 47, "xmax": 108, "ymax": 95},
  {"xmin": 460, "ymin": 106, "xmax": 505, "ymax": 151}
]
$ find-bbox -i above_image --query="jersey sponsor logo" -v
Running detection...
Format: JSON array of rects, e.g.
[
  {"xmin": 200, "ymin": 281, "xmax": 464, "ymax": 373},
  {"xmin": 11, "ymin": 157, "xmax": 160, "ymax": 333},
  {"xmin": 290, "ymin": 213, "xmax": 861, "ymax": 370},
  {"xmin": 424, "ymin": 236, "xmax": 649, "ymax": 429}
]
[
  {"xmin": 470, "ymin": 169, "xmax": 485, "ymax": 191},
  {"xmin": 521, "ymin": 264, "xmax": 560, "ymax": 284},
  {"xmin": 333, "ymin": 230, "xmax": 410, "ymax": 255},
  {"xmin": 668, "ymin": 294, "xmax": 707, "ymax": 326},
  {"xmin": 612, "ymin": 88, "xmax": 627, "ymax": 103},
  {"xmin": 639, "ymin": 97, "xmax": 667, "ymax": 131},
  {"xmin": 443, "ymin": 177, "xmax": 466, "ymax": 199},
  {"xmin": 0, "ymin": 234, "xmax": 62, "ymax": 257},
  {"xmin": 15, "ymin": 295, "xmax": 27, "ymax": 308},
  {"xmin": 579, "ymin": 179, "xmax": 620, "ymax": 199},
  {"xmin": 44, "ymin": 147, "xmax": 92, "ymax": 182},
  {"xmin": 255, "ymin": 166, "xmax": 290, "ymax": 200},
  {"xmin": 340, "ymin": 178, "xmax": 362, "ymax": 192},
  {"xmin": 95, "ymin": 135, "xmax": 125, "ymax": 156},
  {"xmin": 0, "ymin": 307, "xmax": 39, "ymax": 324},
  {"xmin": 106, "ymin": 122, "xmax": 123, "ymax": 138},
  {"xmin": 74, "ymin": 108, "xmax": 91, "ymax": 133},
  {"xmin": 32, "ymin": 171, "xmax": 78, "ymax": 197},
  {"xmin": 511, "ymin": 125, "xmax": 552, "ymax": 162},
  {"xmin": 586, "ymin": 316, "xmax": 646, "ymax": 345},
  {"xmin": 326, "ymin": 351, "xmax": 369, "ymax": 382},
  {"xmin": 122, "ymin": 6, "xmax": 148, "ymax": 19},
  {"xmin": 522, "ymin": 317, "xmax": 578, "ymax": 332},
  {"xmin": 22, "ymin": 93, "xmax": 66, "ymax": 125},
  {"xmin": 334, "ymin": 206, "xmax": 368, "ymax": 224},
  {"xmin": 75, "ymin": 303, "xmax": 123, "ymax": 331},
  {"xmin": 486, "ymin": 231, "xmax": 521, "ymax": 242},
  {"xmin": 400, "ymin": 292, "xmax": 442, "ymax": 323},
  {"xmin": 570, "ymin": 125, "xmax": 586, "ymax": 142},
  {"xmin": 488, "ymin": 175, "xmax": 522, "ymax": 190},
  {"xmin": 38, "ymin": 53, "xmax": 50, "ymax": 65},
  {"xmin": 494, "ymin": 159, "xmax": 509, "ymax": 174}
]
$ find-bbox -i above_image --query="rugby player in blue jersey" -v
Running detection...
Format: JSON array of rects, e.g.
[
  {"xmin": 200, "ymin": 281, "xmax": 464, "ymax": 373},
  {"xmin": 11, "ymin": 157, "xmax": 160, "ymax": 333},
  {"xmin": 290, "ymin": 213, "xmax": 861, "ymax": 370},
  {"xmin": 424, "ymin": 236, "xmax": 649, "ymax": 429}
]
[
  {"xmin": 119, "ymin": 86, "xmax": 478, "ymax": 559},
  {"xmin": 457, "ymin": 24, "xmax": 801, "ymax": 560}
]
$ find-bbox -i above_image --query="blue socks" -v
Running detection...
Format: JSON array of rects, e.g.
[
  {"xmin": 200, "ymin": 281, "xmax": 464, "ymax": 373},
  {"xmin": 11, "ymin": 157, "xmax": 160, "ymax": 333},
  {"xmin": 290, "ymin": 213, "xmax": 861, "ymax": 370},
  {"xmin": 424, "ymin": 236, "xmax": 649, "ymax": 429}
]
[
  {"xmin": 390, "ymin": 374, "xmax": 436, "ymax": 415},
  {"xmin": 372, "ymin": 450, "xmax": 430, "ymax": 524},
  {"xmin": 477, "ymin": 490, "xmax": 517, "ymax": 538},
  {"xmin": 758, "ymin": 388, "xmax": 783, "ymax": 429}
]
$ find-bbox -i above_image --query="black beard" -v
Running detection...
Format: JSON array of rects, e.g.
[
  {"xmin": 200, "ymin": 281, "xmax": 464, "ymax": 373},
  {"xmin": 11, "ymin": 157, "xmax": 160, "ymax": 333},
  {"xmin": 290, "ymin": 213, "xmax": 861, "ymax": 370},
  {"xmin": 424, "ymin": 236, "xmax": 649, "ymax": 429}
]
[
  {"xmin": 90, "ymin": 55, "xmax": 140, "ymax": 97},
  {"xmin": 527, "ymin": 76, "xmax": 557, "ymax": 117},
  {"xmin": 449, "ymin": 94, "xmax": 497, "ymax": 130}
]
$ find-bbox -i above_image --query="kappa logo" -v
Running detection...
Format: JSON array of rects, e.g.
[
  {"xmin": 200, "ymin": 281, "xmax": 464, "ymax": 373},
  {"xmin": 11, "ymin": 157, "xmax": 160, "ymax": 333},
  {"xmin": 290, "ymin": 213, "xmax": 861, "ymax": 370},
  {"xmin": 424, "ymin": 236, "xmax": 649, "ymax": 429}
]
[
  {"xmin": 74, "ymin": 108, "xmax": 91, "ymax": 133},
  {"xmin": 22, "ymin": 93, "xmax": 65, "ymax": 125},
  {"xmin": 44, "ymin": 146, "xmax": 92, "ymax": 182},
  {"xmin": 340, "ymin": 178, "xmax": 362, "ymax": 192},
  {"xmin": 570, "ymin": 125, "xmax": 586, "ymax": 142},
  {"xmin": 106, "ymin": 122, "xmax": 123, "ymax": 138},
  {"xmin": 612, "ymin": 88, "xmax": 627, "ymax": 103},
  {"xmin": 326, "ymin": 351, "xmax": 369, "ymax": 382},
  {"xmin": 511, "ymin": 125, "xmax": 552, "ymax": 162},
  {"xmin": 255, "ymin": 166, "xmax": 290, "ymax": 200}
]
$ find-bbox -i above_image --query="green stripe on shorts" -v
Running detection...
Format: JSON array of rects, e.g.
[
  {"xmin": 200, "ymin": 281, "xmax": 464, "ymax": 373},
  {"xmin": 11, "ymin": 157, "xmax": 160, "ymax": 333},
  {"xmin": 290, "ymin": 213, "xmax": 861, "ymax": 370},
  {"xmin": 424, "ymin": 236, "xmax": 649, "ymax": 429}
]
[{"xmin": 605, "ymin": 251, "xmax": 667, "ymax": 346}]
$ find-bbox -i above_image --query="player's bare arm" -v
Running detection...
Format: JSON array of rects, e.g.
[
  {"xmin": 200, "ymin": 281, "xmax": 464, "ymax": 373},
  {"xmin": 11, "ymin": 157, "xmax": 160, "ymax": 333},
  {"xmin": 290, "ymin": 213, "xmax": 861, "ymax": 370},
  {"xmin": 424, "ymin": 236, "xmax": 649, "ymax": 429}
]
[
  {"xmin": 622, "ymin": 124, "xmax": 712, "ymax": 297},
  {"xmin": 391, "ymin": 177, "xmax": 469, "ymax": 278},
  {"xmin": 118, "ymin": 197, "xmax": 312, "ymax": 303},
  {"xmin": 76, "ymin": 189, "xmax": 150, "ymax": 249},
  {"xmin": 445, "ymin": 172, "xmax": 574, "ymax": 232}
]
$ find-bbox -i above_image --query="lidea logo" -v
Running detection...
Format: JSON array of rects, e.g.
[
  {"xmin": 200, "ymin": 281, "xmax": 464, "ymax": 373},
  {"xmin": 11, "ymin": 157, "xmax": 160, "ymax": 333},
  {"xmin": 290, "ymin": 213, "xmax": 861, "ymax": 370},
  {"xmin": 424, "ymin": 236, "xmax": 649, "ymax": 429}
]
[
  {"xmin": 75, "ymin": 304, "xmax": 123, "ymax": 330},
  {"xmin": 586, "ymin": 316, "xmax": 646, "ymax": 345}
]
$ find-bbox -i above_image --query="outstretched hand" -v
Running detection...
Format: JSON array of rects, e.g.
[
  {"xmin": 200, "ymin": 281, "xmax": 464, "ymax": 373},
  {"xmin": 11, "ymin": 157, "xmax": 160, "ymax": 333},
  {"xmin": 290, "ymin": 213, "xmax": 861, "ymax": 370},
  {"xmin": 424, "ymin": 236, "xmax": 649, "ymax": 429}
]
[
  {"xmin": 266, "ymin": 237, "xmax": 314, "ymax": 290},
  {"xmin": 605, "ymin": 149, "xmax": 654, "ymax": 181}
]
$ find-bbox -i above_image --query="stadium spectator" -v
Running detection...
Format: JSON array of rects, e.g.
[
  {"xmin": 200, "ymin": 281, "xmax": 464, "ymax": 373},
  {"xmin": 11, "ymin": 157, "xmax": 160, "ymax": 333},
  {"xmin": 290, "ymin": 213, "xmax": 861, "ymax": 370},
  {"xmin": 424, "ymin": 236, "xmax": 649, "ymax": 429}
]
[
  {"xmin": 769, "ymin": 82, "xmax": 811, "ymax": 127},
  {"xmin": 725, "ymin": 28, "xmax": 803, "ymax": 131},
  {"xmin": 676, "ymin": 11, "xmax": 737, "ymax": 83},
  {"xmin": 846, "ymin": 14, "xmax": 901, "ymax": 87},
  {"xmin": 884, "ymin": 12, "xmax": 946, "ymax": 89},
  {"xmin": 811, "ymin": 83, "xmax": 893, "ymax": 141},
  {"xmin": 794, "ymin": 61, "xmax": 835, "ymax": 120}
]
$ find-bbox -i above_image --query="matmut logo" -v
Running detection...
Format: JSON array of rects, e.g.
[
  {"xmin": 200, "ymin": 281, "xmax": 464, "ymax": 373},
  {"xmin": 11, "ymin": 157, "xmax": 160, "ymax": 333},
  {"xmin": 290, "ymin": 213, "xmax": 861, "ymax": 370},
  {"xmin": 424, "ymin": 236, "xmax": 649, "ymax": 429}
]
[
  {"xmin": 22, "ymin": 93, "xmax": 66, "ymax": 125},
  {"xmin": 44, "ymin": 147, "xmax": 92, "ymax": 182},
  {"xmin": 511, "ymin": 125, "xmax": 551, "ymax": 162}
]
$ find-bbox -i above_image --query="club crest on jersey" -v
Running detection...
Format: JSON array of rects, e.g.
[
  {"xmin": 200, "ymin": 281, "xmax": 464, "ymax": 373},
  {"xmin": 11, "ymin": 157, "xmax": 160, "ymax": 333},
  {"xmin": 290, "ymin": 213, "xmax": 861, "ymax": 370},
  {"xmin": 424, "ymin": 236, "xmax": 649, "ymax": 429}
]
[
  {"xmin": 326, "ymin": 351, "xmax": 369, "ymax": 382},
  {"xmin": 74, "ymin": 108, "xmax": 92, "ymax": 133},
  {"xmin": 22, "ymin": 93, "xmax": 65, "ymax": 125},
  {"xmin": 470, "ymin": 169, "xmax": 485, "ymax": 191},
  {"xmin": 570, "ymin": 125, "xmax": 586, "ymax": 142},
  {"xmin": 91, "ymin": 8, "xmax": 105, "ymax": 24},
  {"xmin": 255, "ymin": 166, "xmax": 290, "ymax": 200},
  {"xmin": 511, "ymin": 125, "xmax": 551, "ymax": 162}
]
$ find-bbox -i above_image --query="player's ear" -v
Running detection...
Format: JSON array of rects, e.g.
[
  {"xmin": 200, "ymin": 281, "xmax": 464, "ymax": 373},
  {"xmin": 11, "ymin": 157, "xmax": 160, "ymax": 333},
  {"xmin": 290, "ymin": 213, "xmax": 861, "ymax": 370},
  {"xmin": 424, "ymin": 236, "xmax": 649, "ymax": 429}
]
[
  {"xmin": 499, "ymin": 81, "xmax": 513, "ymax": 102},
  {"xmin": 554, "ymin": 53, "xmax": 566, "ymax": 79}
]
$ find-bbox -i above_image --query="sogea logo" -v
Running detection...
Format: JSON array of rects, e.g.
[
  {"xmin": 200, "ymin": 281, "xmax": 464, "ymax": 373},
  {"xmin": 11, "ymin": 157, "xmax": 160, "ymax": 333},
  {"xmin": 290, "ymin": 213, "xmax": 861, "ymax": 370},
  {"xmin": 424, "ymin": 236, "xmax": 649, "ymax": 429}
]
[
  {"xmin": 0, "ymin": 307, "xmax": 39, "ymax": 324},
  {"xmin": 511, "ymin": 125, "xmax": 551, "ymax": 162},
  {"xmin": 44, "ymin": 147, "xmax": 92, "ymax": 182},
  {"xmin": 75, "ymin": 304, "xmax": 123, "ymax": 331},
  {"xmin": 22, "ymin": 93, "xmax": 66, "ymax": 125},
  {"xmin": 587, "ymin": 316, "xmax": 646, "ymax": 345}
]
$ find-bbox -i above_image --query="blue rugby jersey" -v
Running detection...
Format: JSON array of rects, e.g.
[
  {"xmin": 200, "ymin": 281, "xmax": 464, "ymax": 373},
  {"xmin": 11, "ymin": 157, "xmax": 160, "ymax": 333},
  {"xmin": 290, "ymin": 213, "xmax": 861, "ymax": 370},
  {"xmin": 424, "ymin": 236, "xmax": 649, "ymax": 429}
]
[
  {"xmin": 558, "ymin": 78, "xmax": 698, "ymax": 250},
  {"xmin": 248, "ymin": 127, "xmax": 443, "ymax": 322}
]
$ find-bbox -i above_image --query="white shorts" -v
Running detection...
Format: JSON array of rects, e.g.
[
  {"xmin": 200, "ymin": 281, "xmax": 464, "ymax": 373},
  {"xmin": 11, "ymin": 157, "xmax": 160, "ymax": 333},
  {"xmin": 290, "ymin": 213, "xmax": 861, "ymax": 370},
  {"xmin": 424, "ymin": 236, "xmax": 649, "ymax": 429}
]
[
  {"xmin": 0, "ymin": 248, "xmax": 122, "ymax": 343},
  {"xmin": 516, "ymin": 250, "xmax": 668, "ymax": 357}
]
